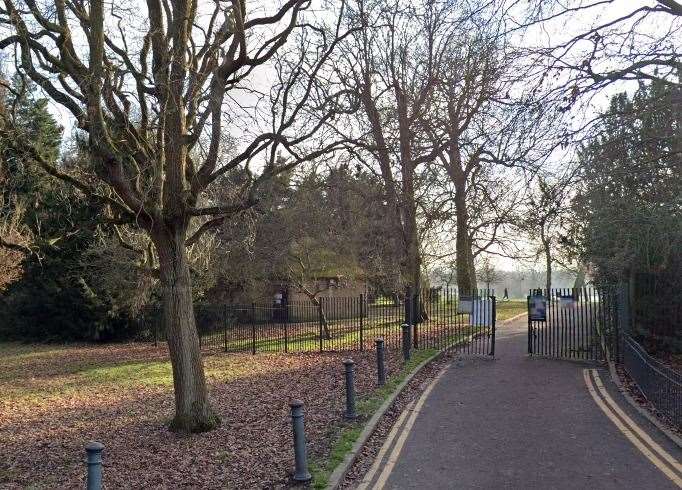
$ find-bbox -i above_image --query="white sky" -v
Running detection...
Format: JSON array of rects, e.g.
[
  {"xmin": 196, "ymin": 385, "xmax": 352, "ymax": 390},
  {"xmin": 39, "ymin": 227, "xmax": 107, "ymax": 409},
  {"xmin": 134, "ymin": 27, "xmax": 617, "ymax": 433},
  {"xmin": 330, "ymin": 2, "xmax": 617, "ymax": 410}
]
[{"xmin": 3, "ymin": 0, "xmax": 677, "ymax": 275}]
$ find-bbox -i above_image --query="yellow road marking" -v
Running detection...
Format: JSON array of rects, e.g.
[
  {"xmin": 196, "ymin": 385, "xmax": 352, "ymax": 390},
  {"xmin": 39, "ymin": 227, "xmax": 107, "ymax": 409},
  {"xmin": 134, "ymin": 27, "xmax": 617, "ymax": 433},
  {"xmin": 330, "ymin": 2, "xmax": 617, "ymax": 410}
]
[
  {"xmin": 590, "ymin": 369, "xmax": 682, "ymax": 474},
  {"xmin": 372, "ymin": 367, "xmax": 448, "ymax": 490},
  {"xmin": 356, "ymin": 399, "xmax": 415, "ymax": 490},
  {"xmin": 583, "ymin": 369, "xmax": 682, "ymax": 487}
]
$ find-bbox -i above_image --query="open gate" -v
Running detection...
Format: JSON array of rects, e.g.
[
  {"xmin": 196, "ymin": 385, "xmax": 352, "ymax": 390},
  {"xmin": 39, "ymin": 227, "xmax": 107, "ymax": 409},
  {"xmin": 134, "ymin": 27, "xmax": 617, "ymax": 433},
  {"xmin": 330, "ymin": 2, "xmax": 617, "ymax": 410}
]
[
  {"xmin": 527, "ymin": 288, "xmax": 616, "ymax": 362},
  {"xmin": 410, "ymin": 288, "xmax": 496, "ymax": 357}
]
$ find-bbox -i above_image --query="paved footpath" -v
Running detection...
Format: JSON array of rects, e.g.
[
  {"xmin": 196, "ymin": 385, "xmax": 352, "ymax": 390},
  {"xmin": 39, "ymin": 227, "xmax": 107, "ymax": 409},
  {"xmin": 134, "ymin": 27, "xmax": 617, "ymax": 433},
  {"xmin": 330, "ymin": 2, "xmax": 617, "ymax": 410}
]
[{"xmin": 359, "ymin": 315, "xmax": 682, "ymax": 490}]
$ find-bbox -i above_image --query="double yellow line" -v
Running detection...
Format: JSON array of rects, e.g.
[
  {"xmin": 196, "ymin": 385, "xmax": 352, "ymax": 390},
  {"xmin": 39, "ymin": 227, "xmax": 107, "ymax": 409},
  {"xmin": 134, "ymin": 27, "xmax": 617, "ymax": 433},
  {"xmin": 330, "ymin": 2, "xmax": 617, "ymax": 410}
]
[
  {"xmin": 357, "ymin": 367, "xmax": 447, "ymax": 490},
  {"xmin": 583, "ymin": 369, "xmax": 682, "ymax": 487}
]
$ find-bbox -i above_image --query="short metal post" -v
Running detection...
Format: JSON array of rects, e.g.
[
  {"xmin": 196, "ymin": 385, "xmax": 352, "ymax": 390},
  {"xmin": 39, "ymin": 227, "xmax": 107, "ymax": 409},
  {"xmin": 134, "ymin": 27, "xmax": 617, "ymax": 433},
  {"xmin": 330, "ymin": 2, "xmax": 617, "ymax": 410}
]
[
  {"xmin": 404, "ymin": 286, "xmax": 412, "ymax": 325},
  {"xmin": 401, "ymin": 323, "xmax": 411, "ymax": 361},
  {"xmin": 527, "ymin": 295, "xmax": 533, "ymax": 355},
  {"xmin": 490, "ymin": 295, "xmax": 497, "ymax": 357},
  {"xmin": 343, "ymin": 359, "xmax": 358, "ymax": 419},
  {"xmin": 289, "ymin": 400, "xmax": 312, "ymax": 483},
  {"xmin": 284, "ymin": 313, "xmax": 289, "ymax": 354},
  {"xmin": 152, "ymin": 310, "xmax": 158, "ymax": 347},
  {"xmin": 376, "ymin": 338, "xmax": 386, "ymax": 386},
  {"xmin": 359, "ymin": 294, "xmax": 364, "ymax": 351},
  {"xmin": 85, "ymin": 442, "xmax": 104, "ymax": 490},
  {"xmin": 223, "ymin": 305, "xmax": 228, "ymax": 353},
  {"xmin": 318, "ymin": 303, "xmax": 324, "ymax": 352},
  {"xmin": 251, "ymin": 303, "xmax": 256, "ymax": 355}
]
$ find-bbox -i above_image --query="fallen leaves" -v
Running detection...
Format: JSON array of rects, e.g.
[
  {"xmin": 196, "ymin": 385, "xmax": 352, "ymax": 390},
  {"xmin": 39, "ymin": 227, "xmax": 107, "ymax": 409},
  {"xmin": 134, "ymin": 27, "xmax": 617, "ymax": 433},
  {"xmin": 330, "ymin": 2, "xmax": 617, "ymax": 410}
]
[{"xmin": 0, "ymin": 342, "xmax": 404, "ymax": 489}]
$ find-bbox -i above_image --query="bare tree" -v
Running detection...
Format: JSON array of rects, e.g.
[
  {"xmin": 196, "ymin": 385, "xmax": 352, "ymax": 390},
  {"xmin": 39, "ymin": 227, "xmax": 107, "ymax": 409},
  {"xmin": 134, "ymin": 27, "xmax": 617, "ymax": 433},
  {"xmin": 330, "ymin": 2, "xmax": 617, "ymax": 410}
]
[
  {"xmin": 519, "ymin": 171, "xmax": 575, "ymax": 293},
  {"xmin": 0, "ymin": 0, "xmax": 356, "ymax": 432},
  {"xmin": 331, "ymin": 0, "xmax": 464, "ymax": 319},
  {"xmin": 477, "ymin": 256, "xmax": 499, "ymax": 292},
  {"xmin": 431, "ymin": 259, "xmax": 457, "ymax": 289},
  {"xmin": 422, "ymin": 3, "xmax": 555, "ymax": 294},
  {"xmin": 286, "ymin": 238, "xmax": 349, "ymax": 340}
]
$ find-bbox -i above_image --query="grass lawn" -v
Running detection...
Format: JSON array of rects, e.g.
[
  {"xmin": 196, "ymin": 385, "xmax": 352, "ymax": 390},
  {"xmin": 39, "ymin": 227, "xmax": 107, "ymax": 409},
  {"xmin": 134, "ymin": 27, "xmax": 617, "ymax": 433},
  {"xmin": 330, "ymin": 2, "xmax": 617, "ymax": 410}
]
[
  {"xmin": 496, "ymin": 300, "xmax": 527, "ymax": 321},
  {"xmin": 0, "ymin": 302, "xmax": 525, "ymax": 488},
  {"xmin": 0, "ymin": 341, "xmax": 410, "ymax": 488},
  {"xmin": 209, "ymin": 301, "xmax": 527, "ymax": 355}
]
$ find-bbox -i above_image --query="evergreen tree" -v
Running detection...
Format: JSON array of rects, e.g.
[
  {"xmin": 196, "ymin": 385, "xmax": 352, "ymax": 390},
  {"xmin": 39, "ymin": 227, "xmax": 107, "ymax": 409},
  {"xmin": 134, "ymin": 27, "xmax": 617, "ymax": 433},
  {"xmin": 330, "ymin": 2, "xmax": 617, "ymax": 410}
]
[
  {"xmin": 572, "ymin": 81, "xmax": 681, "ymax": 282},
  {"xmin": 0, "ymin": 78, "xmax": 116, "ymax": 340},
  {"xmin": 570, "ymin": 81, "xmax": 682, "ymax": 350}
]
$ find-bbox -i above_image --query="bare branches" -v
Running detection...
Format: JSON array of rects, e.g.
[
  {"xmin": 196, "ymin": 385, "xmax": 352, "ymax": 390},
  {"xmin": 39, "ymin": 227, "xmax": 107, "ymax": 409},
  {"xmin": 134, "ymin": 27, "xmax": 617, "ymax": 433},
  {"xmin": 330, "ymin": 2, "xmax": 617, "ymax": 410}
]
[
  {"xmin": 185, "ymin": 216, "xmax": 226, "ymax": 247},
  {"xmin": 0, "ymin": 235, "xmax": 31, "ymax": 254},
  {"xmin": 519, "ymin": 0, "xmax": 682, "ymax": 117},
  {"xmin": 0, "ymin": 0, "xmax": 354, "ymax": 244}
]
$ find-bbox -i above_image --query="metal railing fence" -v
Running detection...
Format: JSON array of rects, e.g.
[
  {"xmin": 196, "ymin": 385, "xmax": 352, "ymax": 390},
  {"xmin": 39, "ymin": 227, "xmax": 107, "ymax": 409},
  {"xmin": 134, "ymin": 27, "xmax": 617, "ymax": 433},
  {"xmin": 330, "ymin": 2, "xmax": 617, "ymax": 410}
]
[
  {"xmin": 134, "ymin": 288, "xmax": 497, "ymax": 356},
  {"xmin": 622, "ymin": 334, "xmax": 682, "ymax": 428}
]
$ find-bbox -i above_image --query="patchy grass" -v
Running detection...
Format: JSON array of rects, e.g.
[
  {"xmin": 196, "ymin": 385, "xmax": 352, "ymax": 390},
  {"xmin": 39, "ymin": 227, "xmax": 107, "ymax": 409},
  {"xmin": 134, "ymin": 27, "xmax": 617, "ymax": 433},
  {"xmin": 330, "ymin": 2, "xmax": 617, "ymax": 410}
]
[
  {"xmin": 80, "ymin": 360, "xmax": 173, "ymax": 387},
  {"xmin": 0, "ymin": 341, "xmax": 410, "ymax": 489},
  {"xmin": 497, "ymin": 300, "xmax": 527, "ymax": 321},
  {"xmin": 309, "ymin": 348, "xmax": 438, "ymax": 489},
  {"xmin": 310, "ymin": 426, "xmax": 363, "ymax": 489}
]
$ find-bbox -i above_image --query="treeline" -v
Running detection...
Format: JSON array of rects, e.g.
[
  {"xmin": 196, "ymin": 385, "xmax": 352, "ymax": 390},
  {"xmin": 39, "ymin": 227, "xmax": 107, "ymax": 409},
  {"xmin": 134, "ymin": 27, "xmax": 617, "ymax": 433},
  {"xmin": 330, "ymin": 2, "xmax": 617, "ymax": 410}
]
[
  {"xmin": 0, "ymin": 79, "xmax": 406, "ymax": 341},
  {"xmin": 570, "ymin": 81, "xmax": 682, "ymax": 351}
]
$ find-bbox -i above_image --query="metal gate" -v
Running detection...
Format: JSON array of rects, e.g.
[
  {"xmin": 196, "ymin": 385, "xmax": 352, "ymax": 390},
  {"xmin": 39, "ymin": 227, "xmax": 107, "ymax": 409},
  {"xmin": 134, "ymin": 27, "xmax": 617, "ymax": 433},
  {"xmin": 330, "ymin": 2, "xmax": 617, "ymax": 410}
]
[
  {"xmin": 527, "ymin": 288, "xmax": 614, "ymax": 362},
  {"xmin": 410, "ymin": 288, "xmax": 496, "ymax": 357}
]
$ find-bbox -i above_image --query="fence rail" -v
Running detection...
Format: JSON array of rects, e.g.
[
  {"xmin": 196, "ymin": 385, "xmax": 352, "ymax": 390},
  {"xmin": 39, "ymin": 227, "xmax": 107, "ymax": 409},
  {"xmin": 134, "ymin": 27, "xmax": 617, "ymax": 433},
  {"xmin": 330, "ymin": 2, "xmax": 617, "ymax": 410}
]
[
  {"xmin": 622, "ymin": 334, "xmax": 682, "ymax": 428},
  {"xmin": 527, "ymin": 287, "xmax": 605, "ymax": 362},
  {"xmin": 599, "ymin": 283, "xmax": 682, "ymax": 430},
  {"xmin": 136, "ymin": 289, "xmax": 496, "ymax": 356}
]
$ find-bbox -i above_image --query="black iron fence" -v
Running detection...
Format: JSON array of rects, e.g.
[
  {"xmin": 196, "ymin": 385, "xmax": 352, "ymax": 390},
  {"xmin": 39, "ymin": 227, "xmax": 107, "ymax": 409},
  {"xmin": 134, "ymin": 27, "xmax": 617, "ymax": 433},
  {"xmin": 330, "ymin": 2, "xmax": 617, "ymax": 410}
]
[
  {"xmin": 137, "ymin": 288, "xmax": 496, "ymax": 356},
  {"xmin": 622, "ymin": 334, "xmax": 682, "ymax": 428},
  {"xmin": 527, "ymin": 283, "xmax": 681, "ymax": 428},
  {"xmin": 606, "ymin": 283, "xmax": 682, "ymax": 429},
  {"xmin": 527, "ymin": 287, "xmax": 607, "ymax": 362}
]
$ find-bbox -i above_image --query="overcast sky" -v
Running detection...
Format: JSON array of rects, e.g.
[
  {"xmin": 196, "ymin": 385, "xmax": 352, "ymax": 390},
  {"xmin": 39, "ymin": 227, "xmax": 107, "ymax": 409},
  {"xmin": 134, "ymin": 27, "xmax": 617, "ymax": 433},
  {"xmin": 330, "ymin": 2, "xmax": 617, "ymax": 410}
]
[{"xmin": 3, "ymin": 0, "xmax": 677, "ymax": 276}]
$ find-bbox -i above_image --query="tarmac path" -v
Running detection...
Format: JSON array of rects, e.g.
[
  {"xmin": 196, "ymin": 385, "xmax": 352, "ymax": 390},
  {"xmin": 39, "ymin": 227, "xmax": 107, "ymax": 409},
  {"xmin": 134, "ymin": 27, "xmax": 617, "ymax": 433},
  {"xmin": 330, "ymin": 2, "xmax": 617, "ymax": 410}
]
[{"xmin": 357, "ymin": 315, "xmax": 682, "ymax": 490}]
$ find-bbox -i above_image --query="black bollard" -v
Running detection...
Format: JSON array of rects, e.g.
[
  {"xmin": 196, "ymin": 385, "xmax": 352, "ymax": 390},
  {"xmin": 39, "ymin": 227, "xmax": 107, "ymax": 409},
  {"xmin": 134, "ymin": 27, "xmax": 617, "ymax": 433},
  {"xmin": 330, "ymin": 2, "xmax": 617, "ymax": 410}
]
[
  {"xmin": 85, "ymin": 442, "xmax": 104, "ymax": 490},
  {"xmin": 343, "ymin": 359, "xmax": 358, "ymax": 420},
  {"xmin": 289, "ymin": 400, "xmax": 312, "ymax": 483},
  {"xmin": 375, "ymin": 338, "xmax": 386, "ymax": 386}
]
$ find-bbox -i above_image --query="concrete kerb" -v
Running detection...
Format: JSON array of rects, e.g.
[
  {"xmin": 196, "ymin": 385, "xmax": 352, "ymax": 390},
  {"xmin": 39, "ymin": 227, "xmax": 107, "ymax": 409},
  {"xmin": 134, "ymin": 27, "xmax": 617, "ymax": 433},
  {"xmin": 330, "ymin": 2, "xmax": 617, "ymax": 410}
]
[
  {"xmin": 501, "ymin": 311, "xmax": 528, "ymax": 325},
  {"xmin": 326, "ymin": 312, "xmax": 525, "ymax": 489},
  {"xmin": 325, "ymin": 349, "xmax": 442, "ymax": 489}
]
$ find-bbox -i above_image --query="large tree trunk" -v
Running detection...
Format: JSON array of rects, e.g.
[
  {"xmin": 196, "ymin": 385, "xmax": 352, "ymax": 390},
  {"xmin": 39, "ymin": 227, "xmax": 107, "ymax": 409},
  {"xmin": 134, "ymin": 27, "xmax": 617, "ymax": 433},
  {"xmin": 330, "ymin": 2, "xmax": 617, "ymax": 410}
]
[
  {"xmin": 395, "ymin": 83, "xmax": 425, "ymax": 323},
  {"xmin": 154, "ymin": 228, "xmax": 218, "ymax": 433},
  {"xmin": 542, "ymin": 233, "xmax": 552, "ymax": 295},
  {"xmin": 453, "ymin": 174, "xmax": 478, "ymax": 294},
  {"xmin": 403, "ymin": 188, "xmax": 424, "ymax": 320}
]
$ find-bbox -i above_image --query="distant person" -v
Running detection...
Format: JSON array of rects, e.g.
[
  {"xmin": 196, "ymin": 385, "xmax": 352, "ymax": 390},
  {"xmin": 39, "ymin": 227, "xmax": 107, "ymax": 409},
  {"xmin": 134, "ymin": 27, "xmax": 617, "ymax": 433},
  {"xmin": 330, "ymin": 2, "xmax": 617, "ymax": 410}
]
[{"xmin": 503, "ymin": 288, "xmax": 509, "ymax": 301}]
